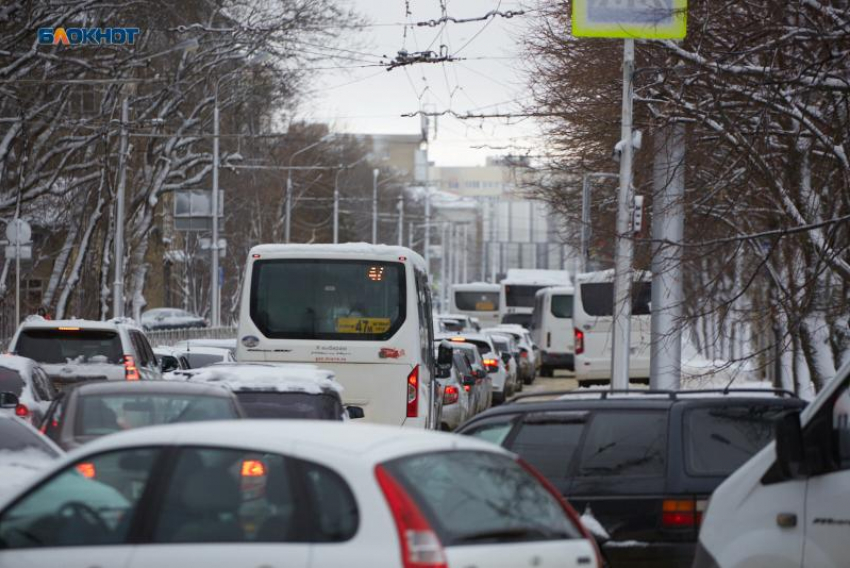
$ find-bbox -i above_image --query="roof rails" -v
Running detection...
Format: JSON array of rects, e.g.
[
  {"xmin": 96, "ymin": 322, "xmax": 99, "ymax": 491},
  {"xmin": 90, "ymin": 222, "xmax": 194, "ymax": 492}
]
[{"xmin": 506, "ymin": 387, "xmax": 798, "ymax": 404}]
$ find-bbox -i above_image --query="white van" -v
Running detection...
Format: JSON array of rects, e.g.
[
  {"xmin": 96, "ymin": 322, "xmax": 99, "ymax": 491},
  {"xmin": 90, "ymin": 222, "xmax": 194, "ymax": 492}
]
[
  {"xmin": 450, "ymin": 282, "xmax": 501, "ymax": 329},
  {"xmin": 694, "ymin": 361, "xmax": 850, "ymax": 568},
  {"xmin": 235, "ymin": 244, "xmax": 438, "ymax": 428},
  {"xmin": 573, "ymin": 270, "xmax": 651, "ymax": 385},
  {"xmin": 499, "ymin": 269, "xmax": 570, "ymax": 328},
  {"xmin": 530, "ymin": 286, "xmax": 575, "ymax": 377}
]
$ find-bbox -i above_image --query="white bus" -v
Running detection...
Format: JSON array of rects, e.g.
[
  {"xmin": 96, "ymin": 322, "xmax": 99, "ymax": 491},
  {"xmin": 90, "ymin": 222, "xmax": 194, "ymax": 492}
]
[
  {"xmin": 449, "ymin": 282, "xmax": 501, "ymax": 329},
  {"xmin": 573, "ymin": 269, "xmax": 652, "ymax": 385},
  {"xmin": 236, "ymin": 244, "xmax": 438, "ymax": 428},
  {"xmin": 499, "ymin": 269, "xmax": 571, "ymax": 328}
]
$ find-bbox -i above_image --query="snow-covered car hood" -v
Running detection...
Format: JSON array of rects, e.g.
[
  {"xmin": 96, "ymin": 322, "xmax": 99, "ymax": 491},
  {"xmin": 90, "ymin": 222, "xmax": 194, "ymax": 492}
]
[{"xmin": 0, "ymin": 448, "xmax": 57, "ymax": 504}]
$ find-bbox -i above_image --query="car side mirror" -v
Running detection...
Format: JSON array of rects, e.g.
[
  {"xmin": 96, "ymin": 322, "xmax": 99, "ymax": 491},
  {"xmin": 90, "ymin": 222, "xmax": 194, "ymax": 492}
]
[
  {"xmin": 462, "ymin": 375, "xmax": 476, "ymax": 387},
  {"xmin": 501, "ymin": 352, "xmax": 511, "ymax": 364},
  {"xmin": 775, "ymin": 410, "xmax": 805, "ymax": 479},
  {"xmin": 161, "ymin": 358, "xmax": 179, "ymax": 373},
  {"xmin": 474, "ymin": 367, "xmax": 486, "ymax": 379},
  {"xmin": 0, "ymin": 391, "xmax": 19, "ymax": 408},
  {"xmin": 346, "ymin": 405, "xmax": 365, "ymax": 420}
]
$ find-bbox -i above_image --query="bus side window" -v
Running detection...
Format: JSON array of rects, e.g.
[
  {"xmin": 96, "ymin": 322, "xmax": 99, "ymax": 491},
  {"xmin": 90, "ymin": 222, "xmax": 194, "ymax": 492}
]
[{"xmin": 416, "ymin": 271, "xmax": 434, "ymax": 369}]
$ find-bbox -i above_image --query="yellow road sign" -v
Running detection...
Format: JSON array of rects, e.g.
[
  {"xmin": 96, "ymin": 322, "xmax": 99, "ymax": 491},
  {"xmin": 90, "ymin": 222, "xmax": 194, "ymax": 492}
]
[{"xmin": 572, "ymin": 0, "xmax": 687, "ymax": 39}]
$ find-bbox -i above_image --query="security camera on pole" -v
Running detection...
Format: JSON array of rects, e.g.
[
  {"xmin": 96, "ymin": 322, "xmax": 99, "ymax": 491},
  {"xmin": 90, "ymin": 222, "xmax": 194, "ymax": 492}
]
[{"xmin": 572, "ymin": 0, "xmax": 687, "ymax": 390}]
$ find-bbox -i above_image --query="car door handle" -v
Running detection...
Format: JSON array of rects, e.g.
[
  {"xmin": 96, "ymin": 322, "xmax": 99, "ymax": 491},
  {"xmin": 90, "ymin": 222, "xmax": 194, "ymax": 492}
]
[{"xmin": 777, "ymin": 513, "xmax": 797, "ymax": 528}]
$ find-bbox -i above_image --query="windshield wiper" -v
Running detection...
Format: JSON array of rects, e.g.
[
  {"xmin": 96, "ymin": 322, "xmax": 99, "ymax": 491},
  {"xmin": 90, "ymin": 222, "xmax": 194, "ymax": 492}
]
[{"xmin": 454, "ymin": 527, "xmax": 557, "ymax": 543}]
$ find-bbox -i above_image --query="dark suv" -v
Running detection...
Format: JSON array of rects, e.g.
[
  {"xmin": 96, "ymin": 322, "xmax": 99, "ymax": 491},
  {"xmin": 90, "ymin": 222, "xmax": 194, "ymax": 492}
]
[{"xmin": 456, "ymin": 389, "xmax": 806, "ymax": 568}]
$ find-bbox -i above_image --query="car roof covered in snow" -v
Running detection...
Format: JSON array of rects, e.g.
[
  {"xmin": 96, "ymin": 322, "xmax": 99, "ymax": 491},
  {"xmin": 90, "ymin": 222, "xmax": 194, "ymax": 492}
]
[{"xmin": 179, "ymin": 362, "xmax": 342, "ymax": 395}]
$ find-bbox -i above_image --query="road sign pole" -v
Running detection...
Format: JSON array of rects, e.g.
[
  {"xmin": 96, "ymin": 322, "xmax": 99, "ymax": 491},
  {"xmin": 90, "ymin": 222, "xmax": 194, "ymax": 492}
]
[
  {"xmin": 611, "ymin": 38, "xmax": 636, "ymax": 391},
  {"xmin": 15, "ymin": 237, "xmax": 20, "ymax": 325}
]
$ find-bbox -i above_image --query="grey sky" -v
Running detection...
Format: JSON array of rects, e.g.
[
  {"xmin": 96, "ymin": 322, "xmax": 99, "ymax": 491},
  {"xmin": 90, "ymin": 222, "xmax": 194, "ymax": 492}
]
[{"xmin": 304, "ymin": 0, "xmax": 540, "ymax": 166}]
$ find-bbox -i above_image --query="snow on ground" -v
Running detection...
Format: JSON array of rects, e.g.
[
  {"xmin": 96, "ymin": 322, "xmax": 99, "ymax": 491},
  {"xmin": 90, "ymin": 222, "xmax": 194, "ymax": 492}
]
[
  {"xmin": 180, "ymin": 363, "xmax": 343, "ymax": 394},
  {"xmin": 580, "ymin": 506, "xmax": 610, "ymax": 541}
]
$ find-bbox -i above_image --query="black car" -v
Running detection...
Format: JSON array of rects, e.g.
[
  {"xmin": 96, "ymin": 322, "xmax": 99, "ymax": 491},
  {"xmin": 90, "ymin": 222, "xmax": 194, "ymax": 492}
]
[
  {"xmin": 41, "ymin": 380, "xmax": 245, "ymax": 450},
  {"xmin": 456, "ymin": 388, "xmax": 807, "ymax": 568}
]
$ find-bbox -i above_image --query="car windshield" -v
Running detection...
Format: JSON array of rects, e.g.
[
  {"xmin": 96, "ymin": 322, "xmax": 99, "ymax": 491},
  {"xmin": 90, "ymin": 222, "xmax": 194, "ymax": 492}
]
[
  {"xmin": 579, "ymin": 282, "xmax": 652, "ymax": 317},
  {"xmin": 235, "ymin": 391, "xmax": 343, "ymax": 420},
  {"xmin": 0, "ymin": 418, "xmax": 60, "ymax": 457},
  {"xmin": 454, "ymin": 291, "xmax": 499, "ymax": 311},
  {"xmin": 15, "ymin": 329, "xmax": 123, "ymax": 365},
  {"xmin": 250, "ymin": 259, "xmax": 405, "ymax": 341},
  {"xmin": 184, "ymin": 352, "xmax": 225, "ymax": 368},
  {"xmin": 0, "ymin": 368, "xmax": 24, "ymax": 397},
  {"xmin": 382, "ymin": 450, "xmax": 581, "ymax": 545},
  {"xmin": 74, "ymin": 394, "xmax": 237, "ymax": 438},
  {"xmin": 684, "ymin": 404, "xmax": 791, "ymax": 476}
]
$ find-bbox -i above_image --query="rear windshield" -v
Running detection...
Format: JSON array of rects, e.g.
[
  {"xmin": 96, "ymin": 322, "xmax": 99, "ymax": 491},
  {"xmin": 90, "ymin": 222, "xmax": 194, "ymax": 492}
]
[
  {"xmin": 576, "ymin": 411, "xmax": 667, "ymax": 477},
  {"xmin": 16, "ymin": 329, "xmax": 123, "ymax": 364},
  {"xmin": 462, "ymin": 340, "xmax": 493, "ymax": 357},
  {"xmin": 454, "ymin": 291, "xmax": 499, "ymax": 312},
  {"xmin": 0, "ymin": 418, "xmax": 59, "ymax": 457},
  {"xmin": 501, "ymin": 313, "xmax": 531, "ymax": 327},
  {"xmin": 490, "ymin": 337, "xmax": 510, "ymax": 353},
  {"xmin": 684, "ymin": 404, "xmax": 790, "ymax": 476},
  {"xmin": 75, "ymin": 394, "xmax": 237, "ymax": 438},
  {"xmin": 235, "ymin": 392, "xmax": 343, "ymax": 420},
  {"xmin": 184, "ymin": 352, "xmax": 225, "ymax": 368},
  {"xmin": 579, "ymin": 282, "xmax": 652, "ymax": 317},
  {"xmin": 0, "ymin": 368, "xmax": 24, "ymax": 397},
  {"xmin": 383, "ymin": 451, "xmax": 581, "ymax": 545},
  {"xmin": 505, "ymin": 285, "xmax": 547, "ymax": 308},
  {"xmin": 250, "ymin": 259, "xmax": 405, "ymax": 341},
  {"xmin": 551, "ymin": 295, "xmax": 573, "ymax": 319}
]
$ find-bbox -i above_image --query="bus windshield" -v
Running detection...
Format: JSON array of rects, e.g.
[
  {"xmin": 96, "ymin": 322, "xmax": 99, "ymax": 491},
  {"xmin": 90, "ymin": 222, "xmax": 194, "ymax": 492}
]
[
  {"xmin": 505, "ymin": 284, "xmax": 548, "ymax": 308},
  {"xmin": 454, "ymin": 291, "xmax": 499, "ymax": 312},
  {"xmin": 579, "ymin": 282, "xmax": 652, "ymax": 317},
  {"xmin": 250, "ymin": 259, "xmax": 406, "ymax": 341}
]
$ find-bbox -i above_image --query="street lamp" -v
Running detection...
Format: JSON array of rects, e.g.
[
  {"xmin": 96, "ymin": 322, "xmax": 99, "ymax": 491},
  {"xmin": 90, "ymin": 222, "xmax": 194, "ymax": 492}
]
[{"xmin": 285, "ymin": 133, "xmax": 335, "ymax": 243}]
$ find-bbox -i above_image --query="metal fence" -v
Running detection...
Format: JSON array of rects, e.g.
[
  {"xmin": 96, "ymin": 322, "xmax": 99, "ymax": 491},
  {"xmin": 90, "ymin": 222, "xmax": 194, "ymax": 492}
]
[{"xmin": 144, "ymin": 326, "xmax": 238, "ymax": 347}]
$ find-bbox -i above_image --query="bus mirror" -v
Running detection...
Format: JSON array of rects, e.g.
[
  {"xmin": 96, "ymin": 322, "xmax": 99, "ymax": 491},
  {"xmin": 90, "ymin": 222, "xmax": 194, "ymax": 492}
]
[{"xmin": 346, "ymin": 405, "xmax": 365, "ymax": 420}]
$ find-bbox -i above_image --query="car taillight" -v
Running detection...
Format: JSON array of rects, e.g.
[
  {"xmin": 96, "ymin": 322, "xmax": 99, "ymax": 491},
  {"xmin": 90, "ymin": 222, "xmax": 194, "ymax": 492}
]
[
  {"xmin": 375, "ymin": 465, "xmax": 448, "ymax": 568},
  {"xmin": 463, "ymin": 385, "xmax": 471, "ymax": 393},
  {"xmin": 241, "ymin": 460, "xmax": 266, "ymax": 477},
  {"xmin": 76, "ymin": 462, "xmax": 96, "ymax": 479},
  {"xmin": 443, "ymin": 385, "xmax": 459, "ymax": 405},
  {"xmin": 519, "ymin": 458, "xmax": 603, "ymax": 568},
  {"xmin": 520, "ymin": 350, "xmax": 528, "ymax": 359},
  {"xmin": 662, "ymin": 499, "xmax": 702, "ymax": 527},
  {"xmin": 124, "ymin": 355, "xmax": 140, "ymax": 381},
  {"xmin": 483, "ymin": 358, "xmax": 498, "ymax": 372},
  {"xmin": 575, "ymin": 329, "xmax": 584, "ymax": 355},
  {"xmin": 14, "ymin": 403, "xmax": 29, "ymax": 418},
  {"xmin": 406, "ymin": 365, "xmax": 419, "ymax": 418}
]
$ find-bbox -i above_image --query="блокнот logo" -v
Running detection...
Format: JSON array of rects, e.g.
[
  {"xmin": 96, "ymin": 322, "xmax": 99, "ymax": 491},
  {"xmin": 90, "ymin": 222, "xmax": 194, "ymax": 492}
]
[{"xmin": 38, "ymin": 27, "xmax": 140, "ymax": 46}]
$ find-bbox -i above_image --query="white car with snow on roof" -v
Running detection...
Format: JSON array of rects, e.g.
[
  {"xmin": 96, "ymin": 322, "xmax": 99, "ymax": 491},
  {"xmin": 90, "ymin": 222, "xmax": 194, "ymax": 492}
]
[
  {"xmin": 8, "ymin": 318, "xmax": 162, "ymax": 389},
  {"xmin": 179, "ymin": 362, "xmax": 362, "ymax": 421},
  {"xmin": 235, "ymin": 244, "xmax": 438, "ymax": 428}
]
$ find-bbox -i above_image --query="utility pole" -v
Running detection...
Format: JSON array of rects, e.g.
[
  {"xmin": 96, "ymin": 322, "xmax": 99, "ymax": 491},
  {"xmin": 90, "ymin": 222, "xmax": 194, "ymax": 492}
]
[
  {"xmin": 408, "ymin": 221, "xmax": 414, "ymax": 248},
  {"xmin": 113, "ymin": 97, "xmax": 129, "ymax": 319},
  {"xmin": 211, "ymin": 95, "xmax": 220, "ymax": 327},
  {"xmin": 372, "ymin": 169, "xmax": 379, "ymax": 243},
  {"xmin": 440, "ymin": 223, "xmax": 448, "ymax": 310},
  {"xmin": 397, "ymin": 194, "xmax": 404, "ymax": 246},
  {"xmin": 462, "ymin": 224, "xmax": 469, "ymax": 283},
  {"xmin": 333, "ymin": 166, "xmax": 342, "ymax": 244},
  {"xmin": 581, "ymin": 172, "xmax": 619, "ymax": 273},
  {"xmin": 650, "ymin": 123, "xmax": 685, "ymax": 390},
  {"xmin": 610, "ymin": 38, "xmax": 636, "ymax": 391}
]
